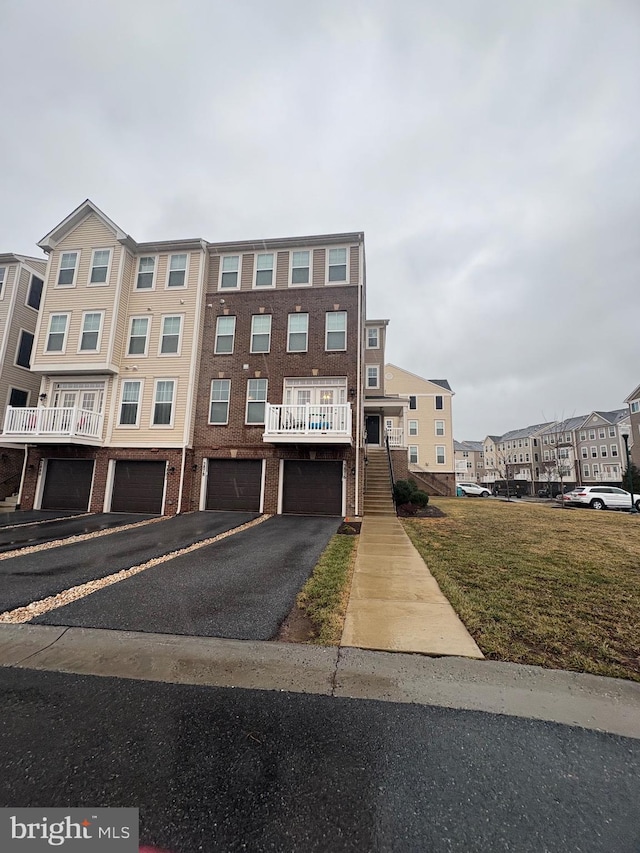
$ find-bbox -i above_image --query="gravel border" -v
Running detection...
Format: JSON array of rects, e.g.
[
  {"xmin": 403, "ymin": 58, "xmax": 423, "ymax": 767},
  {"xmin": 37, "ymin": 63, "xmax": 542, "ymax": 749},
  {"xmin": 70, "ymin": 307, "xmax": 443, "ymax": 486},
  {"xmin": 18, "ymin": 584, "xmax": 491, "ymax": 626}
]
[{"xmin": 0, "ymin": 515, "xmax": 271, "ymax": 624}]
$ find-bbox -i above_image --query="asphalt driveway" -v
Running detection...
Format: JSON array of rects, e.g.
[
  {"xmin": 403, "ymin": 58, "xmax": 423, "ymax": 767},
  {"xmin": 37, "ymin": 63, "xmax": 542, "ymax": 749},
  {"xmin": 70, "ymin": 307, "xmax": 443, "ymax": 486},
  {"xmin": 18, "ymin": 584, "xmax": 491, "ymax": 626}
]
[
  {"xmin": 0, "ymin": 512, "xmax": 155, "ymax": 553},
  {"xmin": 34, "ymin": 516, "xmax": 340, "ymax": 640},
  {"xmin": 0, "ymin": 512, "xmax": 258, "ymax": 613},
  {"xmin": 0, "ymin": 510, "xmax": 84, "ymax": 528}
]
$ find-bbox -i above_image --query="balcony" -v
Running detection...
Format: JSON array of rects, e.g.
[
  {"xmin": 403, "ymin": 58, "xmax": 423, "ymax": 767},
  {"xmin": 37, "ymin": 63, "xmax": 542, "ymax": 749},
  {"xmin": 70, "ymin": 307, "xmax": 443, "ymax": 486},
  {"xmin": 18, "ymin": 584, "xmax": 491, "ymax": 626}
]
[
  {"xmin": 2, "ymin": 406, "xmax": 104, "ymax": 445},
  {"xmin": 263, "ymin": 403, "xmax": 352, "ymax": 444},
  {"xmin": 385, "ymin": 427, "xmax": 404, "ymax": 447}
]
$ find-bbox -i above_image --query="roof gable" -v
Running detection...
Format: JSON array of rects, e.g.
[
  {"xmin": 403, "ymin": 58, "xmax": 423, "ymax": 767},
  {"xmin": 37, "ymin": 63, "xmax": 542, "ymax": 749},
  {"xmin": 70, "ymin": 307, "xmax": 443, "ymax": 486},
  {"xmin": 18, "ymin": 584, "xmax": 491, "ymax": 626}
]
[
  {"xmin": 38, "ymin": 199, "xmax": 131, "ymax": 252},
  {"xmin": 384, "ymin": 363, "xmax": 454, "ymax": 395}
]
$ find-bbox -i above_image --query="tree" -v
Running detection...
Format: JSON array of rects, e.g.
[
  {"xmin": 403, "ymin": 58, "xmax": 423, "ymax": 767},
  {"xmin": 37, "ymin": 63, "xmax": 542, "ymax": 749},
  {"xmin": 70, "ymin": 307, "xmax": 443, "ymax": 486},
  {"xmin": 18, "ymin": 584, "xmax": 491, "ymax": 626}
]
[{"xmin": 622, "ymin": 462, "xmax": 640, "ymax": 493}]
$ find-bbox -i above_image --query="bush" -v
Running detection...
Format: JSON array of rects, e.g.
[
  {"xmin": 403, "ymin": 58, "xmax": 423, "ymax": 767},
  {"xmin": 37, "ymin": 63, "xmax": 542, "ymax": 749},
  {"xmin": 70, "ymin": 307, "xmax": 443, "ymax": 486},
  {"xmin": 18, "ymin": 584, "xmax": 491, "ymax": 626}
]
[{"xmin": 394, "ymin": 478, "xmax": 429, "ymax": 508}]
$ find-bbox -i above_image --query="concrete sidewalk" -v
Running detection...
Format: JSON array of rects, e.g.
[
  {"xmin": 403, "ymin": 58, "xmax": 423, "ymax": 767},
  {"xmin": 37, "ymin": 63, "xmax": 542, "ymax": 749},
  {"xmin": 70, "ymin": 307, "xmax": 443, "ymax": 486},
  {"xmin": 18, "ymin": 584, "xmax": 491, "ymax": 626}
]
[{"xmin": 341, "ymin": 515, "xmax": 483, "ymax": 658}]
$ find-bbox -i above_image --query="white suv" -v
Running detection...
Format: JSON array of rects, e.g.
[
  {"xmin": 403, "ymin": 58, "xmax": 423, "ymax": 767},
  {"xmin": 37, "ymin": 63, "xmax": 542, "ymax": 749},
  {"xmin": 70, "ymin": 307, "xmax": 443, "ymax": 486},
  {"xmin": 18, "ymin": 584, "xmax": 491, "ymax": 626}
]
[
  {"xmin": 457, "ymin": 482, "xmax": 491, "ymax": 497},
  {"xmin": 562, "ymin": 485, "xmax": 640, "ymax": 511}
]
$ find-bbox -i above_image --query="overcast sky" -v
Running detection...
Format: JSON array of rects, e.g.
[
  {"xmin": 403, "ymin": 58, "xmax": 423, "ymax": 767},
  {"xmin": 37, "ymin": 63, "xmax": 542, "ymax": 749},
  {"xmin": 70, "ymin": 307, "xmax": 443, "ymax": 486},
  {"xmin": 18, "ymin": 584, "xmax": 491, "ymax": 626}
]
[{"xmin": 1, "ymin": 0, "xmax": 638, "ymax": 438}]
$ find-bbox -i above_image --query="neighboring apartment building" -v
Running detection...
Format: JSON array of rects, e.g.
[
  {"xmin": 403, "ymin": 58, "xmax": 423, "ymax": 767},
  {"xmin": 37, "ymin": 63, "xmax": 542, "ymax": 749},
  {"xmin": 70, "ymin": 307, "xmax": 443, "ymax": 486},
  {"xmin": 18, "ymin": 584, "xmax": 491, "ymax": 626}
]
[
  {"xmin": 454, "ymin": 440, "xmax": 484, "ymax": 482},
  {"xmin": 624, "ymin": 383, "xmax": 640, "ymax": 468},
  {"xmin": 481, "ymin": 423, "xmax": 553, "ymax": 489},
  {"xmin": 3, "ymin": 199, "xmax": 368, "ymax": 517},
  {"xmin": 572, "ymin": 410, "xmax": 629, "ymax": 485},
  {"xmin": 0, "ymin": 253, "xmax": 47, "ymax": 498}
]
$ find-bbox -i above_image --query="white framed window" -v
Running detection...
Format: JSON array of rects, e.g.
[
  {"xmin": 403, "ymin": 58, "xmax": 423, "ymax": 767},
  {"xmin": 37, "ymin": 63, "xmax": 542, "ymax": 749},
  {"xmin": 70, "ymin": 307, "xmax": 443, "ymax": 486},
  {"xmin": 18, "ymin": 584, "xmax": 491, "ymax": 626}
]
[
  {"xmin": 544, "ymin": 450, "xmax": 551, "ymax": 461},
  {"xmin": 581, "ymin": 447, "xmax": 588, "ymax": 459},
  {"xmin": 15, "ymin": 330, "xmax": 34, "ymax": 369},
  {"xmin": 435, "ymin": 395, "xmax": 443, "ymax": 410},
  {"xmin": 89, "ymin": 248, "xmax": 112, "ymax": 285},
  {"xmin": 8, "ymin": 387, "xmax": 29, "ymax": 408},
  {"xmin": 127, "ymin": 316, "xmax": 150, "ymax": 356},
  {"xmin": 209, "ymin": 379, "xmax": 231, "ymax": 425},
  {"xmin": 408, "ymin": 420, "xmax": 418, "ymax": 436},
  {"xmin": 219, "ymin": 255, "xmax": 241, "ymax": 289},
  {"xmin": 0, "ymin": 266, "xmax": 5, "ymax": 298},
  {"xmin": 167, "ymin": 253, "xmax": 188, "ymax": 288},
  {"xmin": 119, "ymin": 380, "xmax": 143, "ymax": 427},
  {"xmin": 435, "ymin": 420, "xmax": 445, "ymax": 436},
  {"xmin": 591, "ymin": 446, "xmax": 597, "ymax": 458},
  {"xmin": 608, "ymin": 426, "xmax": 616, "ymax": 437},
  {"xmin": 611, "ymin": 444, "xmax": 619, "ymax": 457},
  {"xmin": 592, "ymin": 464, "xmax": 600, "ymax": 476},
  {"xmin": 214, "ymin": 316, "xmax": 236, "ymax": 354},
  {"xmin": 366, "ymin": 365, "xmax": 379, "ymax": 389},
  {"xmin": 327, "ymin": 247, "xmax": 347, "ymax": 283},
  {"xmin": 600, "ymin": 446, "xmax": 607, "ymax": 457},
  {"xmin": 436, "ymin": 446, "xmax": 446, "ymax": 465},
  {"xmin": 254, "ymin": 253, "xmax": 274, "ymax": 288},
  {"xmin": 287, "ymin": 313, "xmax": 308, "ymax": 352},
  {"xmin": 598, "ymin": 428, "xmax": 606, "ymax": 439},
  {"xmin": 46, "ymin": 313, "xmax": 69, "ymax": 353},
  {"xmin": 152, "ymin": 379, "xmax": 176, "ymax": 427},
  {"xmin": 136, "ymin": 256, "xmax": 156, "ymax": 289},
  {"xmin": 583, "ymin": 463, "xmax": 590, "ymax": 477},
  {"xmin": 57, "ymin": 251, "xmax": 79, "ymax": 287},
  {"xmin": 290, "ymin": 251, "xmax": 310, "ymax": 286},
  {"xmin": 26, "ymin": 275, "xmax": 43, "ymax": 310},
  {"xmin": 159, "ymin": 315, "xmax": 182, "ymax": 355},
  {"xmin": 246, "ymin": 378, "xmax": 268, "ymax": 424},
  {"xmin": 579, "ymin": 430, "xmax": 586, "ymax": 441},
  {"xmin": 250, "ymin": 314, "xmax": 272, "ymax": 353},
  {"xmin": 409, "ymin": 446, "xmax": 418, "ymax": 464},
  {"xmin": 366, "ymin": 327, "xmax": 379, "ymax": 349},
  {"xmin": 589, "ymin": 430, "xmax": 596, "ymax": 440},
  {"xmin": 79, "ymin": 311, "xmax": 103, "ymax": 352},
  {"xmin": 631, "ymin": 401, "xmax": 640, "ymax": 414},
  {"xmin": 326, "ymin": 311, "xmax": 347, "ymax": 350}
]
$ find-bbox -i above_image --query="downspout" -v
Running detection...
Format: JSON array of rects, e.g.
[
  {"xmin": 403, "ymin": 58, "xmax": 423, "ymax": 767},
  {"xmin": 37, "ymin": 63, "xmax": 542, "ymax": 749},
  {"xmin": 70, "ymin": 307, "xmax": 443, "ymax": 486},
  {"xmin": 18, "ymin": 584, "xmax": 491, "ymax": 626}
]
[
  {"xmin": 176, "ymin": 444, "xmax": 186, "ymax": 514},
  {"xmin": 17, "ymin": 444, "xmax": 30, "ymax": 507}
]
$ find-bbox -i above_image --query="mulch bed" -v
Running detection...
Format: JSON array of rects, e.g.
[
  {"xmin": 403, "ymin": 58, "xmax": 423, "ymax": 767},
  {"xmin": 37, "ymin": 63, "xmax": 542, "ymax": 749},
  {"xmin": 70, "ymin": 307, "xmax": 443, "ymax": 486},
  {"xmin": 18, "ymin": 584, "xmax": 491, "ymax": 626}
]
[{"xmin": 396, "ymin": 503, "xmax": 447, "ymax": 518}]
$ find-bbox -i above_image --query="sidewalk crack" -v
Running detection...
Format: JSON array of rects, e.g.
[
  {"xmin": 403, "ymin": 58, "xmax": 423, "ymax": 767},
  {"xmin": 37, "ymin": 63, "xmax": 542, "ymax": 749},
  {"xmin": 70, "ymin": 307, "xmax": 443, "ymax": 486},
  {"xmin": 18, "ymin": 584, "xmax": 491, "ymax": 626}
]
[
  {"xmin": 330, "ymin": 646, "xmax": 343, "ymax": 696},
  {"xmin": 12, "ymin": 626, "xmax": 71, "ymax": 667}
]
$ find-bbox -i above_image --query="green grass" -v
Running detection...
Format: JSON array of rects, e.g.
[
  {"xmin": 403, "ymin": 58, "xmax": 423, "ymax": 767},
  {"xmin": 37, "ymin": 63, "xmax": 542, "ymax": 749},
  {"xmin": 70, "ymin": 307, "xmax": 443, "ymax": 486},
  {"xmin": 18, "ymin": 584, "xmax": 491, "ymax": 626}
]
[
  {"xmin": 403, "ymin": 498, "xmax": 640, "ymax": 682},
  {"xmin": 297, "ymin": 535, "xmax": 357, "ymax": 645}
]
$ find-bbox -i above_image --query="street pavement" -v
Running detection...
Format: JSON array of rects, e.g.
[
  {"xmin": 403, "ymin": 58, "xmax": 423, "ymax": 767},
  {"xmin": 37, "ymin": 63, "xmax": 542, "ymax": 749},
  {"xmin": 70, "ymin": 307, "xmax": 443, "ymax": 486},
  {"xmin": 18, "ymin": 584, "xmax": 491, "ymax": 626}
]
[
  {"xmin": 0, "ymin": 666, "xmax": 638, "ymax": 853},
  {"xmin": 0, "ymin": 512, "xmax": 154, "ymax": 553},
  {"xmin": 34, "ymin": 516, "xmax": 340, "ymax": 639},
  {"xmin": 0, "ymin": 511, "xmax": 258, "ymax": 613}
]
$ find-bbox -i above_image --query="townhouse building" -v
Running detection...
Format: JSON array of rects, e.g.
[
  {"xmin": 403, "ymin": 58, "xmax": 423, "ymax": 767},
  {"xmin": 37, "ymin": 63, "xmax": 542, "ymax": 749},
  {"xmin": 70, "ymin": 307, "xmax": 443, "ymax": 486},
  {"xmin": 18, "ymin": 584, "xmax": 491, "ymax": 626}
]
[
  {"xmin": 0, "ymin": 253, "xmax": 47, "ymax": 498},
  {"xmin": 624, "ymin": 384, "xmax": 640, "ymax": 468},
  {"xmin": 454, "ymin": 440, "xmax": 484, "ymax": 482},
  {"xmin": 571, "ymin": 410, "xmax": 628, "ymax": 485},
  {"xmin": 481, "ymin": 423, "xmax": 553, "ymax": 490}
]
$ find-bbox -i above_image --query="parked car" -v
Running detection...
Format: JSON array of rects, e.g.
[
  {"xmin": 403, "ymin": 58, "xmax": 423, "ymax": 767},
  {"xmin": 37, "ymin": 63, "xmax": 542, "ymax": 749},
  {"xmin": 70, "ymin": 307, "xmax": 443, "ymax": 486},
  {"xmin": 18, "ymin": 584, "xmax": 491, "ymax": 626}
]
[
  {"xmin": 560, "ymin": 485, "xmax": 640, "ymax": 511},
  {"xmin": 457, "ymin": 482, "xmax": 491, "ymax": 497}
]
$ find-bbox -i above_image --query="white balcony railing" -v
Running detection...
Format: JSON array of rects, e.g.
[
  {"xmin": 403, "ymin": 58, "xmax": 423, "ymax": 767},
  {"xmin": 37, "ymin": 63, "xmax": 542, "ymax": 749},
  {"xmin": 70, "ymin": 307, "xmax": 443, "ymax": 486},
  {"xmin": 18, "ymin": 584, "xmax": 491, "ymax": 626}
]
[
  {"xmin": 3, "ymin": 406, "xmax": 103, "ymax": 440},
  {"xmin": 264, "ymin": 403, "xmax": 352, "ymax": 442},
  {"xmin": 385, "ymin": 427, "xmax": 404, "ymax": 447}
]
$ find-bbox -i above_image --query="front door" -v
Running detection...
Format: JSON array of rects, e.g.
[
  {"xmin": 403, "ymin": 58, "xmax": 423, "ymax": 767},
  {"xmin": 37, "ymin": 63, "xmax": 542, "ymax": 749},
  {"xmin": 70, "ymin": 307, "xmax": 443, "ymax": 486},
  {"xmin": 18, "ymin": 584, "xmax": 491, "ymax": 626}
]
[{"xmin": 365, "ymin": 414, "xmax": 380, "ymax": 445}]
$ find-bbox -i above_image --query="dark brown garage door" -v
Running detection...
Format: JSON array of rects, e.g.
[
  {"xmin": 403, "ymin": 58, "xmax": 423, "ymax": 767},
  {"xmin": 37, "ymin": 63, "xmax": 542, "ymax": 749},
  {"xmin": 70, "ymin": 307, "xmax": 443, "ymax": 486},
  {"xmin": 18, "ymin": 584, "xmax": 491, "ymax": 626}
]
[
  {"xmin": 111, "ymin": 461, "xmax": 166, "ymax": 514},
  {"xmin": 41, "ymin": 459, "xmax": 94, "ymax": 511},
  {"xmin": 206, "ymin": 459, "xmax": 262, "ymax": 512},
  {"xmin": 282, "ymin": 460, "xmax": 343, "ymax": 516}
]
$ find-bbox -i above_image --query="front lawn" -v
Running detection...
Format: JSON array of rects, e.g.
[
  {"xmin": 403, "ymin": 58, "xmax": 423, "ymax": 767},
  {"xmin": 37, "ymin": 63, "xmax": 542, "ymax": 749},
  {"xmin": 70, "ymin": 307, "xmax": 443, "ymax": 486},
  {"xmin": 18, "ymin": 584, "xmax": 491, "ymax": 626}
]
[{"xmin": 403, "ymin": 498, "xmax": 640, "ymax": 681}]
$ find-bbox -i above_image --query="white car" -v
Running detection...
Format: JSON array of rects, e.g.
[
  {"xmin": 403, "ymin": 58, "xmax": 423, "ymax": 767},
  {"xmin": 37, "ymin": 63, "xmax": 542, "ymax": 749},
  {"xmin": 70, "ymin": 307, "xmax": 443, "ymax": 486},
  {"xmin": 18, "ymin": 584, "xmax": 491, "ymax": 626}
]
[
  {"xmin": 457, "ymin": 482, "xmax": 491, "ymax": 497},
  {"xmin": 561, "ymin": 485, "xmax": 640, "ymax": 511}
]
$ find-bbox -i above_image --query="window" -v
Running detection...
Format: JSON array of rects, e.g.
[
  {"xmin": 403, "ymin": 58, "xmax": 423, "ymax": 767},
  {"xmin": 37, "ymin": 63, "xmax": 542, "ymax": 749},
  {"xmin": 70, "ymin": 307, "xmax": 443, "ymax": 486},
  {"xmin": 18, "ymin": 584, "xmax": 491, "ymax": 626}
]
[
  {"xmin": 598, "ymin": 428, "xmax": 606, "ymax": 439},
  {"xmin": 209, "ymin": 379, "xmax": 230, "ymax": 425},
  {"xmin": 287, "ymin": 313, "xmax": 308, "ymax": 352},
  {"xmin": 409, "ymin": 395, "xmax": 417, "ymax": 410},
  {"xmin": 544, "ymin": 450, "xmax": 550, "ymax": 461},
  {"xmin": 290, "ymin": 251, "xmax": 310, "ymax": 285},
  {"xmin": 593, "ymin": 464, "xmax": 600, "ymax": 476},
  {"xmin": 436, "ymin": 446, "xmax": 446, "ymax": 464},
  {"xmin": 581, "ymin": 447, "xmax": 588, "ymax": 459},
  {"xmin": 611, "ymin": 444, "xmax": 619, "ymax": 457},
  {"xmin": 79, "ymin": 312, "xmax": 102, "ymax": 352},
  {"xmin": 246, "ymin": 379, "xmax": 267, "ymax": 424},
  {"xmin": 119, "ymin": 381, "xmax": 142, "ymax": 426},
  {"xmin": 9, "ymin": 388, "xmax": 29, "ymax": 407},
  {"xmin": 152, "ymin": 380, "xmax": 175, "ymax": 426},
  {"xmin": 435, "ymin": 395, "xmax": 443, "ymax": 410},
  {"xmin": 214, "ymin": 316, "xmax": 236, "ymax": 354},
  {"xmin": 366, "ymin": 365, "xmax": 379, "ymax": 389},
  {"xmin": 136, "ymin": 257, "xmax": 155, "ymax": 289},
  {"xmin": 583, "ymin": 464, "xmax": 590, "ymax": 477},
  {"xmin": 220, "ymin": 256, "xmax": 240, "ymax": 289},
  {"xmin": 435, "ymin": 420, "xmax": 445, "ymax": 436},
  {"xmin": 408, "ymin": 420, "xmax": 418, "ymax": 436},
  {"xmin": 128, "ymin": 317, "xmax": 150, "ymax": 356},
  {"xmin": 160, "ymin": 316, "xmax": 182, "ymax": 355},
  {"xmin": 326, "ymin": 311, "xmax": 347, "ymax": 350},
  {"xmin": 558, "ymin": 448, "xmax": 569, "ymax": 459},
  {"xmin": 631, "ymin": 401, "xmax": 640, "ymax": 414},
  {"xmin": 90, "ymin": 249, "xmax": 111, "ymax": 284},
  {"xmin": 0, "ymin": 267, "xmax": 5, "ymax": 296},
  {"xmin": 600, "ymin": 446, "xmax": 607, "ymax": 457},
  {"xmin": 525, "ymin": 453, "xmax": 530, "ymax": 462},
  {"xmin": 579, "ymin": 431, "xmax": 586, "ymax": 441},
  {"xmin": 249, "ymin": 314, "xmax": 272, "ymax": 353},
  {"xmin": 46, "ymin": 314, "xmax": 69, "ymax": 352},
  {"xmin": 591, "ymin": 446, "xmax": 597, "ymax": 458},
  {"xmin": 254, "ymin": 253, "xmax": 274, "ymax": 287},
  {"xmin": 26, "ymin": 275, "xmax": 43, "ymax": 310},
  {"xmin": 409, "ymin": 446, "xmax": 418, "ymax": 464},
  {"xmin": 367, "ymin": 327, "xmax": 379, "ymax": 348},
  {"xmin": 15, "ymin": 331, "xmax": 33, "ymax": 368},
  {"xmin": 327, "ymin": 247, "xmax": 347, "ymax": 282},
  {"xmin": 608, "ymin": 426, "xmax": 616, "ymax": 437},
  {"xmin": 589, "ymin": 430, "xmax": 596, "ymax": 440},
  {"xmin": 167, "ymin": 254, "xmax": 187, "ymax": 287},
  {"xmin": 57, "ymin": 251, "xmax": 78, "ymax": 286}
]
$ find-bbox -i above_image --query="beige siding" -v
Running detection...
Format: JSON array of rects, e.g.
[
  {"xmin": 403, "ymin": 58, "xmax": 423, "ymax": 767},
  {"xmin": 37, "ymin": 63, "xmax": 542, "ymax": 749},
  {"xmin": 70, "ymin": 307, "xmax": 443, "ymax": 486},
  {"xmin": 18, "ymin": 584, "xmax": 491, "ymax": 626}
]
[
  {"xmin": 313, "ymin": 249, "xmax": 325, "ymax": 286},
  {"xmin": 349, "ymin": 245, "xmax": 359, "ymax": 285},
  {"xmin": 240, "ymin": 253, "xmax": 254, "ymax": 289},
  {"xmin": 276, "ymin": 251, "xmax": 289, "ymax": 287},
  {"xmin": 0, "ymin": 266, "xmax": 42, "ymax": 414},
  {"xmin": 208, "ymin": 256, "xmax": 221, "ymax": 290}
]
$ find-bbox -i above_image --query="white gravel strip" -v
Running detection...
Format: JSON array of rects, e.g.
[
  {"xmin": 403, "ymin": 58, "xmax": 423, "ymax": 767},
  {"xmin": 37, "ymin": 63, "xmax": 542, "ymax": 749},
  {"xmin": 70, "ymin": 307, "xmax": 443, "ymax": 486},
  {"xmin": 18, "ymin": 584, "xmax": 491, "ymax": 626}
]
[
  {"xmin": 0, "ymin": 515, "xmax": 165, "ymax": 562},
  {"xmin": 0, "ymin": 514, "xmax": 271, "ymax": 624}
]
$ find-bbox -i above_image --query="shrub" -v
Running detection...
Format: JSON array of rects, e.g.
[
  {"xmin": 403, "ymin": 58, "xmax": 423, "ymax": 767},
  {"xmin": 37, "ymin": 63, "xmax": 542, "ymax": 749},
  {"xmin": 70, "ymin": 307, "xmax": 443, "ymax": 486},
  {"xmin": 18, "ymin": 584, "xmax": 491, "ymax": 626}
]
[{"xmin": 394, "ymin": 478, "xmax": 429, "ymax": 508}]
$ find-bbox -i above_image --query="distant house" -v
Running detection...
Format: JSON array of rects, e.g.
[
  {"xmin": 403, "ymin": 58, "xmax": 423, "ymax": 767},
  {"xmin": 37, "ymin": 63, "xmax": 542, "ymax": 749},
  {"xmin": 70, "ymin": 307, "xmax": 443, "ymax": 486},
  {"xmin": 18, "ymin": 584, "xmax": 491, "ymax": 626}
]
[
  {"xmin": 454, "ymin": 440, "xmax": 484, "ymax": 483},
  {"xmin": 624, "ymin": 384, "xmax": 640, "ymax": 468}
]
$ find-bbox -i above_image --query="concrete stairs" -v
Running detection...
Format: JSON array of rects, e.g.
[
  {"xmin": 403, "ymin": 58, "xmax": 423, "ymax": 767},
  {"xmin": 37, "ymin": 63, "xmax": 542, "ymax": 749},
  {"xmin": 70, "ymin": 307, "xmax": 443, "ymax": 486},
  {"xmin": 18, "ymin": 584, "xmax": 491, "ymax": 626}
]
[
  {"xmin": 0, "ymin": 493, "xmax": 19, "ymax": 514},
  {"xmin": 364, "ymin": 449, "xmax": 396, "ymax": 516}
]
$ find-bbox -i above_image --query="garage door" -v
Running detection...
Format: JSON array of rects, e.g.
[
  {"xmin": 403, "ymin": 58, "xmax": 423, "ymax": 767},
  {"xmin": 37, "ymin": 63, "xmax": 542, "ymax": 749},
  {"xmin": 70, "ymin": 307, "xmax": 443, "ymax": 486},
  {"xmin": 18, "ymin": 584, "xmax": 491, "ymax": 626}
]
[
  {"xmin": 111, "ymin": 461, "xmax": 166, "ymax": 514},
  {"xmin": 206, "ymin": 459, "xmax": 262, "ymax": 512},
  {"xmin": 41, "ymin": 459, "xmax": 94, "ymax": 511},
  {"xmin": 282, "ymin": 460, "xmax": 343, "ymax": 516}
]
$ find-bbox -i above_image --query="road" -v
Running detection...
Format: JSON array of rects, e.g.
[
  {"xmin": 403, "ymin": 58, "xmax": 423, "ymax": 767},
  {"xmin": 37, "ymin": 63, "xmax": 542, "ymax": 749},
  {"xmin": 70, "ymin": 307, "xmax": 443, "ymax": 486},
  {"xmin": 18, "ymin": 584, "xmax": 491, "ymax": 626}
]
[{"xmin": 0, "ymin": 667, "xmax": 637, "ymax": 852}]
